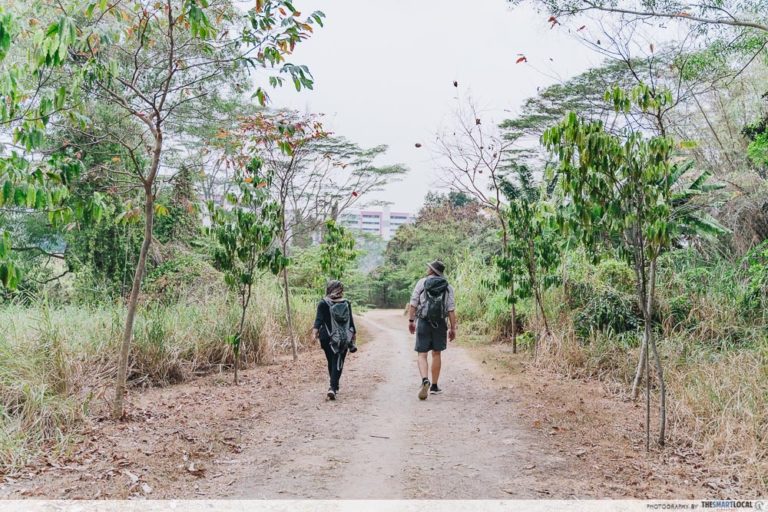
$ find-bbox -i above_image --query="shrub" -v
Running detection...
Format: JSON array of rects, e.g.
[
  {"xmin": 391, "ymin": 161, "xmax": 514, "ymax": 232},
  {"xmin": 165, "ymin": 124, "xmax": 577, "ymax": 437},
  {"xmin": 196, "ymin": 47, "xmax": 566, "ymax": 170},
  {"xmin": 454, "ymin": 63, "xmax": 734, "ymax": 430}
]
[{"xmin": 574, "ymin": 287, "xmax": 641, "ymax": 341}]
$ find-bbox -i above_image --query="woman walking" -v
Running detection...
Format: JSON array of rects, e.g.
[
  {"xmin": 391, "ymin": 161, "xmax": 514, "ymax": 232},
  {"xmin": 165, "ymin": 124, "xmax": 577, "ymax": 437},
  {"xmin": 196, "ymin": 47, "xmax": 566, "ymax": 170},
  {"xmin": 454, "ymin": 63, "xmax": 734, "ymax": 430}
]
[{"xmin": 312, "ymin": 280, "xmax": 357, "ymax": 400}]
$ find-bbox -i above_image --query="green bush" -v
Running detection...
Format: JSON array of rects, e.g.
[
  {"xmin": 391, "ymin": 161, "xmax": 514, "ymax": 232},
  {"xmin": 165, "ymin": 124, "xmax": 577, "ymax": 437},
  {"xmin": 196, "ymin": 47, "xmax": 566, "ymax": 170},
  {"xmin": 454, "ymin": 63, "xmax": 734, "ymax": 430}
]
[
  {"xmin": 574, "ymin": 287, "xmax": 641, "ymax": 341},
  {"xmin": 595, "ymin": 259, "xmax": 635, "ymax": 294}
]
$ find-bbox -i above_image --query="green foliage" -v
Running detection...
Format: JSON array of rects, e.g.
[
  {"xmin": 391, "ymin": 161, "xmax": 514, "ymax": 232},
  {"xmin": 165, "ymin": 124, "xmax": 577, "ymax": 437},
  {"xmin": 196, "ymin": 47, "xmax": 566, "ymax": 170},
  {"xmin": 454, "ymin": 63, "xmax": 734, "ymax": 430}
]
[
  {"xmin": 741, "ymin": 241, "xmax": 768, "ymax": 316},
  {"xmin": 542, "ymin": 84, "xmax": 708, "ymax": 278},
  {"xmin": 595, "ymin": 259, "xmax": 636, "ymax": 295},
  {"xmin": 319, "ymin": 220, "xmax": 357, "ymax": 281},
  {"xmin": 575, "ymin": 288, "xmax": 641, "ymax": 341},
  {"xmin": 372, "ymin": 193, "xmax": 497, "ymax": 308},
  {"xmin": 154, "ymin": 167, "xmax": 201, "ymax": 245},
  {"xmin": 497, "ymin": 166, "xmax": 561, "ymax": 312},
  {"xmin": 210, "ymin": 159, "xmax": 285, "ymax": 371},
  {"xmin": 747, "ymin": 133, "xmax": 768, "ymax": 168}
]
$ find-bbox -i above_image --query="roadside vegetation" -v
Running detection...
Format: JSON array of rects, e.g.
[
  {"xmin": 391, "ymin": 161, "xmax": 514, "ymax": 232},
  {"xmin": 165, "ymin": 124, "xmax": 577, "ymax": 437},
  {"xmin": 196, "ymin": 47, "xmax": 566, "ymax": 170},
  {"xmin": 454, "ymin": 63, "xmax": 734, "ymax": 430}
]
[{"xmin": 1, "ymin": 0, "xmax": 767, "ymax": 495}]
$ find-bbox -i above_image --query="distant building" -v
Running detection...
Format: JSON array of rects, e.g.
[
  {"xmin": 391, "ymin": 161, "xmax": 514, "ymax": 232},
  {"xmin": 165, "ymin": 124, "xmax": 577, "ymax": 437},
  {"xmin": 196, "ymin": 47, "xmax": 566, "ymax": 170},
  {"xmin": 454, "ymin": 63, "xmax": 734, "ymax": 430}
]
[{"xmin": 339, "ymin": 207, "xmax": 414, "ymax": 240}]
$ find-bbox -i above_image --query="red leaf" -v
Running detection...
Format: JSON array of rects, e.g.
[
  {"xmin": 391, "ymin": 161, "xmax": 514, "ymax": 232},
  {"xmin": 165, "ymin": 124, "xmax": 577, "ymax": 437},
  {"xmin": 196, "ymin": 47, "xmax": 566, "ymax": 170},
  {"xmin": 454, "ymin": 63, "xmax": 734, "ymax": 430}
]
[
  {"xmin": 515, "ymin": 56, "xmax": 527, "ymax": 64},
  {"xmin": 351, "ymin": 191, "xmax": 359, "ymax": 197},
  {"xmin": 548, "ymin": 16, "xmax": 557, "ymax": 22},
  {"xmin": 415, "ymin": 143, "xmax": 422, "ymax": 148}
]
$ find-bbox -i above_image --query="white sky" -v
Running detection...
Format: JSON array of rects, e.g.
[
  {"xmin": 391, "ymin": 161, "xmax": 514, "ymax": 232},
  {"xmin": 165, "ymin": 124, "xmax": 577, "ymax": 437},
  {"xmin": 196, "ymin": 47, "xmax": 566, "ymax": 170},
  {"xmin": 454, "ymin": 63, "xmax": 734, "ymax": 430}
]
[{"xmin": 267, "ymin": 0, "xmax": 608, "ymax": 213}]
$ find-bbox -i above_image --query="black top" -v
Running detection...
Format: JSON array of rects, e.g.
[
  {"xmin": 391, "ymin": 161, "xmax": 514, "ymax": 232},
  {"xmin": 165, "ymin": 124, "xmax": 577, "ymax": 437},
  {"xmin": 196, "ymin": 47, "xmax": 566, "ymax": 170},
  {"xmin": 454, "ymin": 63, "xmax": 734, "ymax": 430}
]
[{"xmin": 313, "ymin": 299, "xmax": 356, "ymax": 343}]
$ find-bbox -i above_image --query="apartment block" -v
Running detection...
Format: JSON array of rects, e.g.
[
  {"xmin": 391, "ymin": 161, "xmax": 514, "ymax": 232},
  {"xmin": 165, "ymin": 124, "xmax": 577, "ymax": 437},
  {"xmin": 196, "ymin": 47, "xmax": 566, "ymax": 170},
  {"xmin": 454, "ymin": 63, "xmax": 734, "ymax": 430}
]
[{"xmin": 339, "ymin": 207, "xmax": 414, "ymax": 240}]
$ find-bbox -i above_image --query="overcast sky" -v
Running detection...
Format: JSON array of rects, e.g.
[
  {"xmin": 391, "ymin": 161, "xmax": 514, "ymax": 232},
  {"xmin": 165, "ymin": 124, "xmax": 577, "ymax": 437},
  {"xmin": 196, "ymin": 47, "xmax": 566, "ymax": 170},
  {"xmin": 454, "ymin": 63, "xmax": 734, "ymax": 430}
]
[{"xmin": 266, "ymin": 0, "xmax": 609, "ymax": 213}]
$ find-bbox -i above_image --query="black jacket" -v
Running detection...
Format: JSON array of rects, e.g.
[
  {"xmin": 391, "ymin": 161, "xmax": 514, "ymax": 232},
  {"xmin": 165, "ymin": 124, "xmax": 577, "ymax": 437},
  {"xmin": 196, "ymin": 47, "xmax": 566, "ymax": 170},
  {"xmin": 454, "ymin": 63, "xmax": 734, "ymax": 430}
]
[{"xmin": 313, "ymin": 300, "xmax": 356, "ymax": 344}]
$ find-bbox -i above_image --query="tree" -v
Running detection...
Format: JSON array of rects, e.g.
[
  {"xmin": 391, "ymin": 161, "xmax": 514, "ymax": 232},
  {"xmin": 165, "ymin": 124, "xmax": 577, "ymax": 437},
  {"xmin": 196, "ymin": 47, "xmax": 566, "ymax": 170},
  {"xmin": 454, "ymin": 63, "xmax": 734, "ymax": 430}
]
[
  {"xmin": 498, "ymin": 167, "xmax": 561, "ymax": 344},
  {"xmin": 3, "ymin": 0, "xmax": 324, "ymax": 418},
  {"xmin": 236, "ymin": 110, "xmax": 406, "ymax": 360},
  {"xmin": 522, "ymin": 0, "xmax": 768, "ymax": 34},
  {"xmin": 435, "ymin": 98, "xmax": 522, "ymax": 350},
  {"xmin": 543, "ymin": 85, "xmax": 679, "ymax": 449},
  {"xmin": 210, "ymin": 158, "xmax": 285, "ymax": 385},
  {"xmin": 0, "ymin": 4, "xmax": 100, "ymax": 290},
  {"xmin": 320, "ymin": 219, "xmax": 356, "ymax": 281}
]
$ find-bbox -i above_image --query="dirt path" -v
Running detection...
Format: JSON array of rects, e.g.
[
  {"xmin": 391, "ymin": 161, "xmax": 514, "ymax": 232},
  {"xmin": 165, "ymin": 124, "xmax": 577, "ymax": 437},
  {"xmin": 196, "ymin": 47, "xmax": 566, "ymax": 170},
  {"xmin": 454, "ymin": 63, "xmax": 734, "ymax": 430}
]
[
  {"xmin": 232, "ymin": 309, "xmax": 563, "ymax": 499},
  {"xmin": 1, "ymin": 309, "xmax": 738, "ymax": 499}
]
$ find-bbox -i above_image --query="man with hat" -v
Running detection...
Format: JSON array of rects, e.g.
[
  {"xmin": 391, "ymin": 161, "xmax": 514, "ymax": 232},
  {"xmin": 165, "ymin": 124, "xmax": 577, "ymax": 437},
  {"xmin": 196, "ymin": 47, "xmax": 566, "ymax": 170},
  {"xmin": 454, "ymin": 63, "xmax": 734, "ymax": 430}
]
[{"xmin": 408, "ymin": 260, "xmax": 457, "ymax": 400}]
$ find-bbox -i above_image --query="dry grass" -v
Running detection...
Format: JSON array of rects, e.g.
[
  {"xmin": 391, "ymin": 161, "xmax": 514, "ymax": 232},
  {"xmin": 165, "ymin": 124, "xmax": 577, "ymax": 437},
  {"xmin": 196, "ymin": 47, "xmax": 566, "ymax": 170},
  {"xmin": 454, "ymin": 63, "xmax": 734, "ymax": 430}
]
[
  {"xmin": 0, "ymin": 279, "xmax": 316, "ymax": 473},
  {"xmin": 528, "ymin": 308, "xmax": 768, "ymax": 493}
]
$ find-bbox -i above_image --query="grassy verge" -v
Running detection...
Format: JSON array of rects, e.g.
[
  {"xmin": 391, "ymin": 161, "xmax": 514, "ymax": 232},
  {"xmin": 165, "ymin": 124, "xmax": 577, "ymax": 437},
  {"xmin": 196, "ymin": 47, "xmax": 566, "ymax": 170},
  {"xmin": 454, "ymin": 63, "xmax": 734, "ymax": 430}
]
[
  {"xmin": 0, "ymin": 279, "xmax": 315, "ymax": 473},
  {"xmin": 453, "ymin": 251, "xmax": 768, "ymax": 492}
]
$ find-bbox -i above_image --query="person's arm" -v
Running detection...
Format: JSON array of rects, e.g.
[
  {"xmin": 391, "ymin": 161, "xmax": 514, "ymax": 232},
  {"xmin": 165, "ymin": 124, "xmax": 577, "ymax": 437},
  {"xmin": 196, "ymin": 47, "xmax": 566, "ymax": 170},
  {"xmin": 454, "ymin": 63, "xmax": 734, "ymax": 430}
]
[
  {"xmin": 448, "ymin": 310, "xmax": 458, "ymax": 341},
  {"xmin": 408, "ymin": 304, "xmax": 417, "ymax": 334},
  {"xmin": 349, "ymin": 301, "xmax": 357, "ymax": 339},
  {"xmin": 408, "ymin": 280, "xmax": 423, "ymax": 334},
  {"xmin": 312, "ymin": 302, "xmax": 323, "ymax": 341},
  {"xmin": 447, "ymin": 285, "xmax": 457, "ymax": 341}
]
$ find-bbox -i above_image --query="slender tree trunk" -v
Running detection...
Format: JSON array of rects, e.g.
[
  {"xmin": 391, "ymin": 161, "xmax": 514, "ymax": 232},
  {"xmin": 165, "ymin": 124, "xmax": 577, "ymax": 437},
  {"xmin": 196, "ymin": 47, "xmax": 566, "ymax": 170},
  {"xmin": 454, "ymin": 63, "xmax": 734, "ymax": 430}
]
[
  {"xmin": 631, "ymin": 259, "xmax": 656, "ymax": 399},
  {"xmin": 643, "ymin": 301, "xmax": 652, "ymax": 452},
  {"xmin": 647, "ymin": 257, "xmax": 666, "ymax": 446},
  {"xmin": 112, "ymin": 185, "xmax": 155, "ymax": 419},
  {"xmin": 282, "ymin": 267, "xmax": 297, "ymax": 361},
  {"xmin": 281, "ymin": 264, "xmax": 298, "ymax": 361},
  {"xmin": 278, "ymin": 210, "xmax": 298, "ymax": 361},
  {"xmin": 501, "ymin": 228, "xmax": 518, "ymax": 353},
  {"xmin": 535, "ymin": 287, "xmax": 550, "ymax": 335}
]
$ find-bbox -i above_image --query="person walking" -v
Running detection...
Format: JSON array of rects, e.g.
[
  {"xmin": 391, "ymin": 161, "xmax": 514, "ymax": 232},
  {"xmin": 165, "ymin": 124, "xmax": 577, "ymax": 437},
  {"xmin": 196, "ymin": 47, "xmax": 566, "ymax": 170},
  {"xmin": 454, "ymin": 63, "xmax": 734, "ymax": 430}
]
[
  {"xmin": 313, "ymin": 280, "xmax": 357, "ymax": 400},
  {"xmin": 408, "ymin": 260, "xmax": 457, "ymax": 400}
]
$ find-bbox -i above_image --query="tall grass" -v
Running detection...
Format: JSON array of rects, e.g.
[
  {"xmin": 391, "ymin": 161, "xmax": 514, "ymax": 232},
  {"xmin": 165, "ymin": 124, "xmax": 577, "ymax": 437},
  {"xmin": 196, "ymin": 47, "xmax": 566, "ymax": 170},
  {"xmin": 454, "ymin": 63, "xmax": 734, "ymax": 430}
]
[
  {"xmin": 452, "ymin": 250, "xmax": 768, "ymax": 491},
  {"xmin": 0, "ymin": 278, "xmax": 316, "ymax": 472}
]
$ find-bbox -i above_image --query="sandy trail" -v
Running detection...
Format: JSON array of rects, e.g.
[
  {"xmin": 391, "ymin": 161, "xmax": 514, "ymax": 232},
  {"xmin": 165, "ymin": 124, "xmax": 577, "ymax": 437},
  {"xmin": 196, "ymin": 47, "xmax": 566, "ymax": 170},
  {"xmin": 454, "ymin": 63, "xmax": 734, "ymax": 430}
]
[{"xmin": 234, "ymin": 309, "xmax": 568, "ymax": 499}]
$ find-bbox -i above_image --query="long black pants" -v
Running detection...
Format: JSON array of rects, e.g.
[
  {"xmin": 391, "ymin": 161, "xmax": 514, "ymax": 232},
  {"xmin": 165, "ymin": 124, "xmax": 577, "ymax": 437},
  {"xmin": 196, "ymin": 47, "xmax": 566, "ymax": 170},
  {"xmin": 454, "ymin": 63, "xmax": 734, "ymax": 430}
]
[{"xmin": 321, "ymin": 341, "xmax": 347, "ymax": 391}]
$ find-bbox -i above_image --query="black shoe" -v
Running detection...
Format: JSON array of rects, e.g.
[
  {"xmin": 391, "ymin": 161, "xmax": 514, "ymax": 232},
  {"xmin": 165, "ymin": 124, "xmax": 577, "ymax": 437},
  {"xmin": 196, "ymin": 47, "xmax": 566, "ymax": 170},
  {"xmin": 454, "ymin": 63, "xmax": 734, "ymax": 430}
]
[
  {"xmin": 418, "ymin": 380, "xmax": 430, "ymax": 400},
  {"xmin": 327, "ymin": 388, "xmax": 336, "ymax": 400},
  {"xmin": 429, "ymin": 384, "xmax": 442, "ymax": 395}
]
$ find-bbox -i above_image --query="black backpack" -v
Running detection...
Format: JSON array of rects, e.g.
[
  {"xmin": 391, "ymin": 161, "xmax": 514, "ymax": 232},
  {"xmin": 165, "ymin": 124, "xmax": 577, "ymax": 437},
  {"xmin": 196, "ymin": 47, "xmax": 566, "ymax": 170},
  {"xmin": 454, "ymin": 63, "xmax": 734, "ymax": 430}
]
[
  {"xmin": 420, "ymin": 276, "xmax": 449, "ymax": 326},
  {"xmin": 324, "ymin": 299, "xmax": 353, "ymax": 354}
]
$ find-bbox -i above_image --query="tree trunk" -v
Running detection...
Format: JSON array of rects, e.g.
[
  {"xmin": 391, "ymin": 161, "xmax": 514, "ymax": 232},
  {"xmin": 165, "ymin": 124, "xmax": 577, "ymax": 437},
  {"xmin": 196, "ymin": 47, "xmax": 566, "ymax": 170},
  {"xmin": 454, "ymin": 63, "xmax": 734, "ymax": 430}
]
[
  {"xmin": 511, "ymin": 300, "xmax": 517, "ymax": 354},
  {"xmin": 234, "ymin": 282, "xmax": 253, "ymax": 386},
  {"xmin": 282, "ymin": 266, "xmax": 298, "ymax": 361},
  {"xmin": 112, "ymin": 187, "xmax": 155, "ymax": 419},
  {"xmin": 643, "ymin": 304, "xmax": 651, "ymax": 452},
  {"xmin": 535, "ymin": 287, "xmax": 550, "ymax": 336},
  {"xmin": 647, "ymin": 258, "xmax": 666, "ymax": 446},
  {"xmin": 631, "ymin": 259, "xmax": 656, "ymax": 400},
  {"xmin": 501, "ymin": 228, "xmax": 518, "ymax": 353},
  {"xmin": 234, "ymin": 346, "xmax": 239, "ymax": 385}
]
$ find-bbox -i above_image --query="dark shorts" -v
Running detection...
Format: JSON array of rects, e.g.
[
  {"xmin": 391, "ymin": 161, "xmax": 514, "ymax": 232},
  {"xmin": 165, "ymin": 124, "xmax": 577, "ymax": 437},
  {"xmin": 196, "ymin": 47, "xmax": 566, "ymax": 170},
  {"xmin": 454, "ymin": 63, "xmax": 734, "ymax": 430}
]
[{"xmin": 414, "ymin": 318, "xmax": 448, "ymax": 353}]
